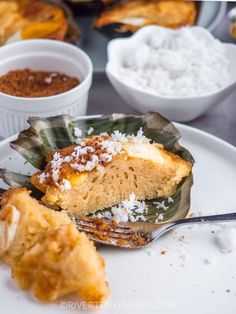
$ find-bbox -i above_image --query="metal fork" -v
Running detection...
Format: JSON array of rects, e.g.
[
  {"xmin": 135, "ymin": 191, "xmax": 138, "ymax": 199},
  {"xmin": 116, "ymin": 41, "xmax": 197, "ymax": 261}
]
[{"xmin": 73, "ymin": 213, "xmax": 236, "ymax": 249}]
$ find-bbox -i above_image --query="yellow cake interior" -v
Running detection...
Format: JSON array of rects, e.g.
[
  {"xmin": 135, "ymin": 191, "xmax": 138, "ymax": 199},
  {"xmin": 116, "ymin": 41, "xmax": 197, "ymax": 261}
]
[{"xmin": 31, "ymin": 132, "xmax": 192, "ymax": 216}]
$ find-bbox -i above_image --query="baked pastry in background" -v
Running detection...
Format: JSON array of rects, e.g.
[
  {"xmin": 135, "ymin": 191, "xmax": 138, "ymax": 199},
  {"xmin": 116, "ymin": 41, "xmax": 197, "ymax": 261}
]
[
  {"xmin": 95, "ymin": 0, "xmax": 197, "ymax": 33},
  {"xmin": 0, "ymin": 188, "xmax": 109, "ymax": 303},
  {"xmin": 0, "ymin": 1, "xmax": 25, "ymax": 45},
  {"xmin": 0, "ymin": 0, "xmax": 80, "ymax": 45},
  {"xmin": 228, "ymin": 7, "xmax": 236, "ymax": 40},
  {"xmin": 67, "ymin": 0, "xmax": 116, "ymax": 5}
]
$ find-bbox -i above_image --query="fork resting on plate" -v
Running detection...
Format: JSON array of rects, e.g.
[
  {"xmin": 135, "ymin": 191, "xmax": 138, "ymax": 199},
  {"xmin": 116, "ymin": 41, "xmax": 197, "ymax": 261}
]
[{"xmin": 73, "ymin": 213, "xmax": 236, "ymax": 249}]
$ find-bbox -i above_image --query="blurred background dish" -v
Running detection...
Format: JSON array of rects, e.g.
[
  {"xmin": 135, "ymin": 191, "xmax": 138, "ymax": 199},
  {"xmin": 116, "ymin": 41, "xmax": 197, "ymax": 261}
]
[
  {"xmin": 106, "ymin": 26, "xmax": 236, "ymax": 122},
  {"xmin": 228, "ymin": 6, "xmax": 236, "ymax": 39},
  {"xmin": 0, "ymin": 0, "xmax": 80, "ymax": 45},
  {"xmin": 0, "ymin": 0, "xmax": 227, "ymax": 70},
  {"xmin": 75, "ymin": 1, "xmax": 226, "ymax": 70},
  {"xmin": 0, "ymin": 0, "xmax": 229, "ymax": 128},
  {"xmin": 95, "ymin": 0, "xmax": 197, "ymax": 37}
]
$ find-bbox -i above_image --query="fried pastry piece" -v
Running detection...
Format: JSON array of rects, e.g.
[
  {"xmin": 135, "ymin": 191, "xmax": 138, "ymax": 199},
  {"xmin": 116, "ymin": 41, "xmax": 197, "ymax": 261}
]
[
  {"xmin": 0, "ymin": 0, "xmax": 68, "ymax": 45},
  {"xmin": 20, "ymin": 0, "xmax": 68, "ymax": 41},
  {"xmin": 0, "ymin": 188, "xmax": 109, "ymax": 303},
  {"xmin": 31, "ymin": 134, "xmax": 192, "ymax": 216},
  {"xmin": 0, "ymin": 1, "xmax": 26, "ymax": 45},
  {"xmin": 95, "ymin": 0, "xmax": 197, "ymax": 32},
  {"xmin": 12, "ymin": 224, "xmax": 108, "ymax": 303},
  {"xmin": 0, "ymin": 188, "xmax": 71, "ymax": 267}
]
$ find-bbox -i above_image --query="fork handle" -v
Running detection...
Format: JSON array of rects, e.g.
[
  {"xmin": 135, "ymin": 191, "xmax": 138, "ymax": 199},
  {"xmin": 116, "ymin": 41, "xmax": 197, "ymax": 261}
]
[
  {"xmin": 152, "ymin": 213, "xmax": 236, "ymax": 243},
  {"xmin": 174, "ymin": 212, "xmax": 236, "ymax": 227}
]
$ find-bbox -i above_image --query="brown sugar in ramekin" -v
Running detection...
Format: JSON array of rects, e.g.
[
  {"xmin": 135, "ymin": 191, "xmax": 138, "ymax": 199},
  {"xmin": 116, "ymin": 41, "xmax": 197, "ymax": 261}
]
[{"xmin": 0, "ymin": 68, "xmax": 80, "ymax": 98}]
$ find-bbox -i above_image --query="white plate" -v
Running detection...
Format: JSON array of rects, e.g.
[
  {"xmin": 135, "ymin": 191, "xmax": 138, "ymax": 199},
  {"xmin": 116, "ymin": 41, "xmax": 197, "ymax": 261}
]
[{"xmin": 0, "ymin": 123, "xmax": 236, "ymax": 314}]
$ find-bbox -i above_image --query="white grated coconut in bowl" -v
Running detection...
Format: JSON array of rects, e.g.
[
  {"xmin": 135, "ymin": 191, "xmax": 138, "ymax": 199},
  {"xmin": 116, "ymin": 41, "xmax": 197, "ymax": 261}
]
[{"xmin": 117, "ymin": 28, "xmax": 232, "ymax": 98}]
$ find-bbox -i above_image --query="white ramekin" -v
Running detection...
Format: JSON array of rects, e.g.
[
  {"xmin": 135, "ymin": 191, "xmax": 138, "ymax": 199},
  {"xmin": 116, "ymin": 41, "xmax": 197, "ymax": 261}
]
[{"xmin": 0, "ymin": 39, "xmax": 93, "ymax": 138}]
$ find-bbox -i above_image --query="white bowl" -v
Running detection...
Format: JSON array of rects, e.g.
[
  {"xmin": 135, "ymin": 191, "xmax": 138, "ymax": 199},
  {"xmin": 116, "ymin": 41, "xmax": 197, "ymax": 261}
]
[
  {"xmin": 106, "ymin": 26, "xmax": 236, "ymax": 122},
  {"xmin": 0, "ymin": 40, "xmax": 93, "ymax": 138}
]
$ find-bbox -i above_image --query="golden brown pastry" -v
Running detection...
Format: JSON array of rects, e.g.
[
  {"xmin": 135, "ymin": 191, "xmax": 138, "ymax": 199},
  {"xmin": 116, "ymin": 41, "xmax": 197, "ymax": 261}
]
[
  {"xmin": 0, "ymin": 188, "xmax": 109, "ymax": 303},
  {"xmin": 0, "ymin": 1, "xmax": 26, "ymax": 45},
  {"xmin": 12, "ymin": 224, "xmax": 108, "ymax": 303},
  {"xmin": 0, "ymin": 188, "xmax": 71, "ymax": 266},
  {"xmin": 95, "ymin": 0, "xmax": 197, "ymax": 32},
  {"xmin": 20, "ymin": 0, "xmax": 68, "ymax": 41},
  {"xmin": 0, "ymin": 0, "xmax": 68, "ymax": 45}
]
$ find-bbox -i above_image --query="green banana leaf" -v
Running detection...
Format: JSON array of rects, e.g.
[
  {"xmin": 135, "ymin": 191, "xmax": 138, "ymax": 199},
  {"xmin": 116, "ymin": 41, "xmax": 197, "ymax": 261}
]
[
  {"xmin": 3, "ymin": 112, "xmax": 194, "ymax": 223},
  {"xmin": 0, "ymin": 169, "xmax": 43, "ymax": 200}
]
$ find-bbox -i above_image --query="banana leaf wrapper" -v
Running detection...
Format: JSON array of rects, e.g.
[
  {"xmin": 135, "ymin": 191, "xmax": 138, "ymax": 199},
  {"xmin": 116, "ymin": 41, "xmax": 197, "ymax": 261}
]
[{"xmin": 0, "ymin": 112, "xmax": 194, "ymax": 223}]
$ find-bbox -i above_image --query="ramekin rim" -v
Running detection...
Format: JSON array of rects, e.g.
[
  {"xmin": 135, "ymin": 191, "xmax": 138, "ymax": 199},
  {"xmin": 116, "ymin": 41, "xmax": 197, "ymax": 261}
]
[{"xmin": 0, "ymin": 39, "xmax": 93, "ymax": 102}]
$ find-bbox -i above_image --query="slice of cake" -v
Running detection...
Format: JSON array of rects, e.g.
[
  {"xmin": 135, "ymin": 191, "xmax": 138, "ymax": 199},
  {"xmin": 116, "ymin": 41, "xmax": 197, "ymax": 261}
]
[
  {"xmin": 0, "ymin": 188, "xmax": 109, "ymax": 303},
  {"xmin": 31, "ymin": 129, "xmax": 192, "ymax": 216}
]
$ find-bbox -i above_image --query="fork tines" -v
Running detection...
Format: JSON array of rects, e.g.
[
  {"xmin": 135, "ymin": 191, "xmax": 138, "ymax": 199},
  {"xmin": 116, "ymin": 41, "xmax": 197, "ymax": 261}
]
[{"xmin": 72, "ymin": 216, "xmax": 152, "ymax": 249}]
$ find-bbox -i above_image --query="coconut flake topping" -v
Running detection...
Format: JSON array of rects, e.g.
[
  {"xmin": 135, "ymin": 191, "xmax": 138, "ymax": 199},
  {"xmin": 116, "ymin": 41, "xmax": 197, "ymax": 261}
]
[
  {"xmin": 74, "ymin": 127, "xmax": 82, "ymax": 138},
  {"xmin": 39, "ymin": 127, "xmax": 152, "ymax": 191},
  {"xmin": 111, "ymin": 127, "xmax": 150, "ymax": 144},
  {"xmin": 93, "ymin": 193, "xmax": 148, "ymax": 223}
]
